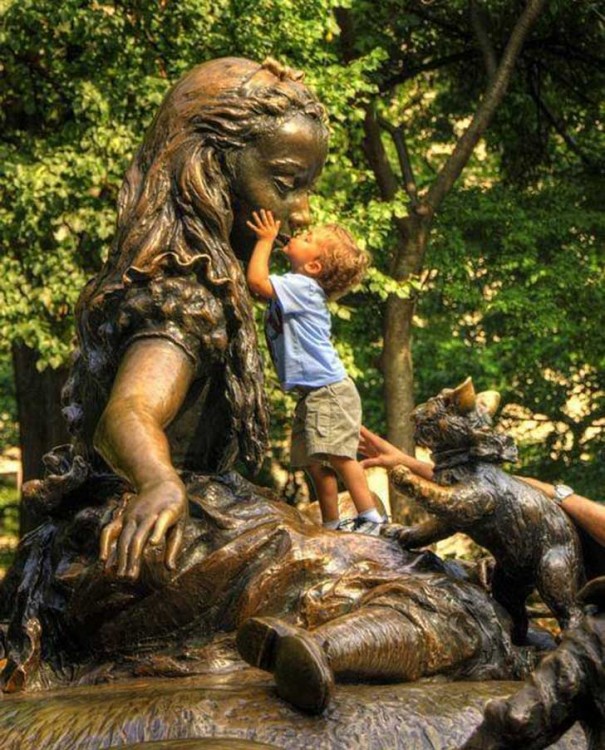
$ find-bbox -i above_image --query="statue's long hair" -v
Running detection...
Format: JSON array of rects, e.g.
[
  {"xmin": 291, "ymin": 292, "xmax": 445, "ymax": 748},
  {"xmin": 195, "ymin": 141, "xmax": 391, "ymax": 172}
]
[{"xmin": 76, "ymin": 58, "xmax": 328, "ymax": 472}]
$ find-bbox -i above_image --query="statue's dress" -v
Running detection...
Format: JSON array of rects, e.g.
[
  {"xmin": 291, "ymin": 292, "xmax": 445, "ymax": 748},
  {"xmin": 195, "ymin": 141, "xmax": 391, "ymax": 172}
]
[{"xmin": 0, "ymin": 264, "xmax": 521, "ymax": 690}]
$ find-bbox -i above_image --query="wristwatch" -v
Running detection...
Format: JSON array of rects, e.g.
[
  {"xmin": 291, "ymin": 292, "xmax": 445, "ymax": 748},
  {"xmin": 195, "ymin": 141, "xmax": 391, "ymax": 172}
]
[{"xmin": 553, "ymin": 484, "xmax": 575, "ymax": 505}]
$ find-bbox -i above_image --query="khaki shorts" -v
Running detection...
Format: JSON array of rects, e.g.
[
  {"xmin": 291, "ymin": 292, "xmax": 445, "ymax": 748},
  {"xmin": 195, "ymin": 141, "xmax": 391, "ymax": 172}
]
[{"xmin": 290, "ymin": 377, "xmax": 362, "ymax": 468}]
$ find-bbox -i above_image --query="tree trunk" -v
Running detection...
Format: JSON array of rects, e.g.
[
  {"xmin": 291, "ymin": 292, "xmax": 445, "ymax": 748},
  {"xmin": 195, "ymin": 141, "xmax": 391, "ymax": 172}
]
[
  {"xmin": 383, "ymin": 213, "xmax": 431, "ymax": 454},
  {"xmin": 383, "ymin": 294, "xmax": 416, "ymax": 453},
  {"xmin": 11, "ymin": 342, "xmax": 70, "ymax": 534},
  {"xmin": 383, "ymin": 213, "xmax": 431, "ymax": 522}
]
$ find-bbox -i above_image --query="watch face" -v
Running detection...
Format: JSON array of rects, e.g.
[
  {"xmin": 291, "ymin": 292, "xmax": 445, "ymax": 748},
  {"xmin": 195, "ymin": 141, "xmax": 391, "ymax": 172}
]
[{"xmin": 555, "ymin": 484, "xmax": 574, "ymax": 501}]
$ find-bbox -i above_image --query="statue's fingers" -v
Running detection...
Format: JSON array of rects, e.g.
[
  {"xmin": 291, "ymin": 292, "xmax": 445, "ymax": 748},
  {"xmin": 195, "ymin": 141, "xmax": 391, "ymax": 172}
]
[
  {"xmin": 100, "ymin": 518, "xmax": 123, "ymax": 563},
  {"xmin": 125, "ymin": 516, "xmax": 156, "ymax": 579},
  {"xmin": 117, "ymin": 520, "xmax": 137, "ymax": 577},
  {"xmin": 105, "ymin": 546, "xmax": 118, "ymax": 572},
  {"xmin": 165, "ymin": 522, "xmax": 184, "ymax": 570},
  {"xmin": 149, "ymin": 509, "xmax": 176, "ymax": 546}
]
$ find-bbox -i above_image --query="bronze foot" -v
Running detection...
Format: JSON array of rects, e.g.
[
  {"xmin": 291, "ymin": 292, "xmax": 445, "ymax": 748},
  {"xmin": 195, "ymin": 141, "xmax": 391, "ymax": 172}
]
[{"xmin": 237, "ymin": 617, "xmax": 334, "ymax": 714}]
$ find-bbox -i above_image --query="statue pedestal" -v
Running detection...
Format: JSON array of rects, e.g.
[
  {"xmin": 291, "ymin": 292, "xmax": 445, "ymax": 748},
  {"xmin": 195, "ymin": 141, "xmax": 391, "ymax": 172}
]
[{"xmin": 0, "ymin": 670, "xmax": 586, "ymax": 749}]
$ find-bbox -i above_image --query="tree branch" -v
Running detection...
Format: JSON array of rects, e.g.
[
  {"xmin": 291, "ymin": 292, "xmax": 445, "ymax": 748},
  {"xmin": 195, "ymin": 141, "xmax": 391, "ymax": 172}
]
[
  {"xmin": 536, "ymin": 62, "xmax": 599, "ymax": 107},
  {"xmin": 426, "ymin": 0, "xmax": 547, "ymax": 213},
  {"xmin": 528, "ymin": 78, "xmax": 602, "ymax": 170},
  {"xmin": 410, "ymin": 3, "xmax": 473, "ymax": 41},
  {"xmin": 469, "ymin": 0, "xmax": 498, "ymax": 81},
  {"xmin": 361, "ymin": 107, "xmax": 399, "ymax": 202},
  {"xmin": 333, "ymin": 7, "xmax": 356, "ymax": 64},
  {"xmin": 379, "ymin": 49, "xmax": 480, "ymax": 93},
  {"xmin": 377, "ymin": 116, "xmax": 419, "ymax": 206}
]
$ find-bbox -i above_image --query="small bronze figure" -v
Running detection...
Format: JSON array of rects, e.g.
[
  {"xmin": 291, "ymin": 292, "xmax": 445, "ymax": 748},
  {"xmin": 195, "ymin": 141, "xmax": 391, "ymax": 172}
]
[
  {"xmin": 461, "ymin": 576, "xmax": 605, "ymax": 750},
  {"xmin": 389, "ymin": 377, "xmax": 584, "ymax": 643}
]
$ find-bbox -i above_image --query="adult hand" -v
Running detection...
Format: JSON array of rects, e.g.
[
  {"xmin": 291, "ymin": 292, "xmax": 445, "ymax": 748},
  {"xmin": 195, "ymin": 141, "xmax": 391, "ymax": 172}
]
[
  {"xmin": 246, "ymin": 208, "xmax": 281, "ymax": 242},
  {"xmin": 358, "ymin": 425, "xmax": 408, "ymax": 470},
  {"xmin": 100, "ymin": 476, "xmax": 187, "ymax": 579}
]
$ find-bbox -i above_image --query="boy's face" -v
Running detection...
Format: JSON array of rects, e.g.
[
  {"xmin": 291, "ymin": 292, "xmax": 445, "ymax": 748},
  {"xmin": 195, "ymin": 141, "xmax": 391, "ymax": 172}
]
[{"xmin": 282, "ymin": 228, "xmax": 326, "ymax": 276}]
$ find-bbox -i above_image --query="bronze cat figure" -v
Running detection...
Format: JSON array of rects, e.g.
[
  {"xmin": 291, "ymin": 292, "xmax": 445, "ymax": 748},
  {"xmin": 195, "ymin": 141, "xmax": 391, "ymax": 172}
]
[{"xmin": 389, "ymin": 378, "xmax": 584, "ymax": 644}]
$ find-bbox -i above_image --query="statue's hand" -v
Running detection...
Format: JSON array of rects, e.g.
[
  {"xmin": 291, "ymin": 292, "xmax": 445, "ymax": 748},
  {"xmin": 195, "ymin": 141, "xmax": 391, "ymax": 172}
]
[{"xmin": 99, "ymin": 476, "xmax": 187, "ymax": 579}]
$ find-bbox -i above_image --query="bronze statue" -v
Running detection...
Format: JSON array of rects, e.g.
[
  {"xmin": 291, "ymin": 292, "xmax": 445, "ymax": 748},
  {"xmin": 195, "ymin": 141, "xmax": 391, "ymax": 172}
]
[
  {"xmin": 461, "ymin": 576, "xmax": 605, "ymax": 750},
  {"xmin": 0, "ymin": 54, "xmax": 328, "ymax": 688},
  {"xmin": 0, "ymin": 59, "xmax": 538, "ymax": 709},
  {"xmin": 0, "ymin": 59, "xmax": 592, "ymax": 750},
  {"xmin": 388, "ymin": 377, "xmax": 584, "ymax": 644}
]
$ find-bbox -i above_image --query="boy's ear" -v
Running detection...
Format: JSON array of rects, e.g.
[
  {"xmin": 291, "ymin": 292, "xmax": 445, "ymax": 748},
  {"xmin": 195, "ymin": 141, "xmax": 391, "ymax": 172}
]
[{"xmin": 304, "ymin": 259, "xmax": 323, "ymax": 277}]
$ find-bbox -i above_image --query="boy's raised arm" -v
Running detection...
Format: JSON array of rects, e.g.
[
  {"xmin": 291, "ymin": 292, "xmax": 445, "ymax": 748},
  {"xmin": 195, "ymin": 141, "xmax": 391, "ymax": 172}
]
[{"xmin": 246, "ymin": 209, "xmax": 279, "ymax": 300}]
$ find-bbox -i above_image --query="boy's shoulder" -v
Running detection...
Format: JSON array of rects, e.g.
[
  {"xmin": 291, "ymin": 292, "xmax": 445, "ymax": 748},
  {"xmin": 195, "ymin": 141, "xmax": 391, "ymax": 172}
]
[{"xmin": 271, "ymin": 272, "xmax": 326, "ymax": 299}]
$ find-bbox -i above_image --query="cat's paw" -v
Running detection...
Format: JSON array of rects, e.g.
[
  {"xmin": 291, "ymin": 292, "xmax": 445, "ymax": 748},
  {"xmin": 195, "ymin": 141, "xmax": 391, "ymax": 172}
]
[
  {"xmin": 390, "ymin": 464, "xmax": 413, "ymax": 489},
  {"xmin": 380, "ymin": 522, "xmax": 418, "ymax": 549}
]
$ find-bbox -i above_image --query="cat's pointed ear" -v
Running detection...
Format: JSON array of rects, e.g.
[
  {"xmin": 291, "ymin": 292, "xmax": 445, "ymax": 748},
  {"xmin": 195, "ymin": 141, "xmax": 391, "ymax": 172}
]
[
  {"xmin": 451, "ymin": 377, "xmax": 476, "ymax": 414},
  {"xmin": 477, "ymin": 390, "xmax": 501, "ymax": 417}
]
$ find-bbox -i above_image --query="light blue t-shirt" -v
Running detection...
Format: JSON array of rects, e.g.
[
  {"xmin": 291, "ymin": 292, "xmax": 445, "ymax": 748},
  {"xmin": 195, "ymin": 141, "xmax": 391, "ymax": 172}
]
[{"xmin": 265, "ymin": 273, "xmax": 346, "ymax": 391}]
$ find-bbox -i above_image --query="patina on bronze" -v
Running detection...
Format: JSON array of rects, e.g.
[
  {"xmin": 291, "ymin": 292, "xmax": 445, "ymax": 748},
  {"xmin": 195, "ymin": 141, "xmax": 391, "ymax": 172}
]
[
  {"xmin": 462, "ymin": 576, "xmax": 605, "ymax": 750},
  {"xmin": 389, "ymin": 377, "xmax": 584, "ymax": 644},
  {"xmin": 0, "ymin": 56, "xmax": 590, "ymax": 750},
  {"xmin": 0, "ymin": 54, "xmax": 328, "ymax": 689}
]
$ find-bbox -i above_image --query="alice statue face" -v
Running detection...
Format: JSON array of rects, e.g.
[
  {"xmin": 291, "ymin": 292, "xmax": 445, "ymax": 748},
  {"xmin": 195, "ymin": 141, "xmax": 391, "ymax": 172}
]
[{"xmin": 228, "ymin": 112, "xmax": 328, "ymax": 260}]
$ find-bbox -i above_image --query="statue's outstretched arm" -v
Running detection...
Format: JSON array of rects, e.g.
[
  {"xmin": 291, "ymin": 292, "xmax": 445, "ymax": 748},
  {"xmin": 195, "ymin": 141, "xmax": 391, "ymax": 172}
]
[{"xmin": 94, "ymin": 337, "xmax": 194, "ymax": 579}]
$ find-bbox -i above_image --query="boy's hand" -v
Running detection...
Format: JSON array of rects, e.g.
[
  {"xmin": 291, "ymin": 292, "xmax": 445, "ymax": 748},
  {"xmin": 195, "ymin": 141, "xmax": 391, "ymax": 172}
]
[{"xmin": 246, "ymin": 209, "xmax": 281, "ymax": 242}]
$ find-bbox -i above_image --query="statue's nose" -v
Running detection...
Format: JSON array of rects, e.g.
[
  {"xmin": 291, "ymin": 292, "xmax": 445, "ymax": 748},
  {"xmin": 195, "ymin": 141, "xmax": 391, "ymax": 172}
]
[{"xmin": 289, "ymin": 196, "xmax": 311, "ymax": 232}]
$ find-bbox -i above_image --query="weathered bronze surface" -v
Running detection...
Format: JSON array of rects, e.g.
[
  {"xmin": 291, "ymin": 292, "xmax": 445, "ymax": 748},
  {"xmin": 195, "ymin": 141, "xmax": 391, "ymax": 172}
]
[
  {"xmin": 0, "ymin": 672, "xmax": 586, "ymax": 749},
  {"xmin": 0, "ymin": 472, "xmax": 533, "ymax": 692},
  {"xmin": 0, "ymin": 57, "xmax": 595, "ymax": 747},
  {"xmin": 389, "ymin": 377, "xmax": 584, "ymax": 644},
  {"xmin": 1, "ymin": 57, "xmax": 529, "ymax": 701},
  {"xmin": 462, "ymin": 577, "xmax": 605, "ymax": 750}
]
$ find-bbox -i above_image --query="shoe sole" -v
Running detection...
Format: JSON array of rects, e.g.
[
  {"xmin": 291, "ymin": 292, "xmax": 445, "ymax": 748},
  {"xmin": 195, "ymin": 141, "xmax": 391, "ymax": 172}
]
[
  {"xmin": 274, "ymin": 634, "xmax": 334, "ymax": 715},
  {"xmin": 237, "ymin": 617, "xmax": 334, "ymax": 714},
  {"xmin": 236, "ymin": 617, "xmax": 298, "ymax": 672}
]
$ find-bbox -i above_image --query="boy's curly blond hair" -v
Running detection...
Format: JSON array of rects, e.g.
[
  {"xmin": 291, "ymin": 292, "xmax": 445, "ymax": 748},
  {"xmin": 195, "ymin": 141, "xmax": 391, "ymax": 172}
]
[{"xmin": 313, "ymin": 225, "xmax": 369, "ymax": 299}]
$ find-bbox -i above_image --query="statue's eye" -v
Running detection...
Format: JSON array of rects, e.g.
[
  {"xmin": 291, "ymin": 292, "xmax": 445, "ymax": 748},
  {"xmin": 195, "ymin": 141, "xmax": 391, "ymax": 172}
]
[{"xmin": 273, "ymin": 175, "xmax": 296, "ymax": 193}]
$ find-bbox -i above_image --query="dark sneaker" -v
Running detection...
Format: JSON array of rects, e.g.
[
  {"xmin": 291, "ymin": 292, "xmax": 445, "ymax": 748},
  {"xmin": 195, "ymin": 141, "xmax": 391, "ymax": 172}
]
[
  {"xmin": 352, "ymin": 515, "xmax": 388, "ymax": 536},
  {"xmin": 335, "ymin": 517, "xmax": 356, "ymax": 532},
  {"xmin": 236, "ymin": 616, "xmax": 334, "ymax": 714}
]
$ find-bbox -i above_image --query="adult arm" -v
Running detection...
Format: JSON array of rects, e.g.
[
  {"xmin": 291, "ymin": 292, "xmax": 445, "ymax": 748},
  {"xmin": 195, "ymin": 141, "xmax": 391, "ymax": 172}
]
[
  {"xmin": 358, "ymin": 425, "xmax": 435, "ymax": 480},
  {"xmin": 95, "ymin": 337, "xmax": 195, "ymax": 579},
  {"xmin": 516, "ymin": 475, "xmax": 605, "ymax": 547}
]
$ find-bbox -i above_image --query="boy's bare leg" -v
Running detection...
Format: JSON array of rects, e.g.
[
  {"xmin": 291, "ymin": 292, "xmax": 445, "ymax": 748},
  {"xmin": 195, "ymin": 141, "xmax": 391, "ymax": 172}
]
[
  {"xmin": 307, "ymin": 463, "xmax": 340, "ymax": 523},
  {"xmin": 329, "ymin": 456, "xmax": 376, "ymax": 515}
]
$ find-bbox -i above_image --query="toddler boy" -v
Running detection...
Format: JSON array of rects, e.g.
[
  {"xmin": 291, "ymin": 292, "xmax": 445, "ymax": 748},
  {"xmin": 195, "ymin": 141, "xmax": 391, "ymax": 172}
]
[{"xmin": 246, "ymin": 209, "xmax": 385, "ymax": 534}]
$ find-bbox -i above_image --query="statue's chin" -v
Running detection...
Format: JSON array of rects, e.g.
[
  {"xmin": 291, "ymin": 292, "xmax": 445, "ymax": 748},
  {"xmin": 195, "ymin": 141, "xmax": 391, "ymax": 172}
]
[{"xmin": 229, "ymin": 229, "xmax": 254, "ymax": 263}]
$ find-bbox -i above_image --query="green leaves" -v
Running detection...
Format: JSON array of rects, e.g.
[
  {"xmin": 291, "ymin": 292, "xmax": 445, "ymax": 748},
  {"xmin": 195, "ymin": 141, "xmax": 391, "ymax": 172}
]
[{"xmin": 416, "ymin": 181, "xmax": 605, "ymax": 495}]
